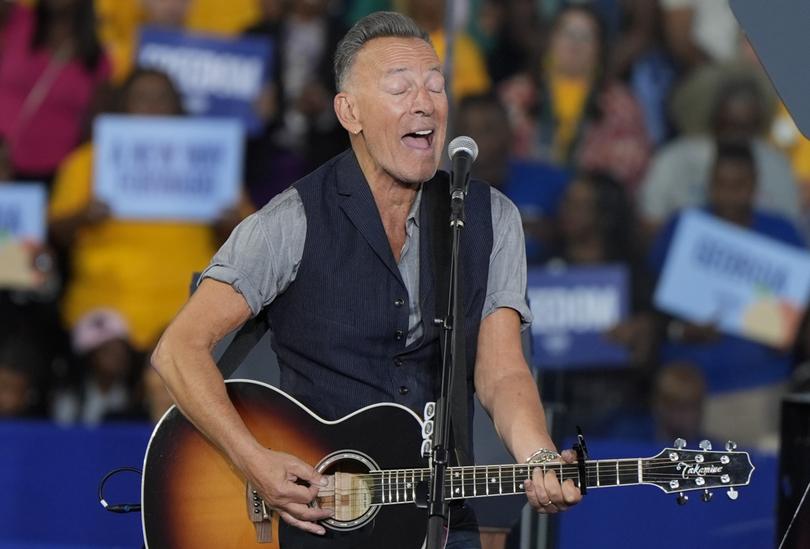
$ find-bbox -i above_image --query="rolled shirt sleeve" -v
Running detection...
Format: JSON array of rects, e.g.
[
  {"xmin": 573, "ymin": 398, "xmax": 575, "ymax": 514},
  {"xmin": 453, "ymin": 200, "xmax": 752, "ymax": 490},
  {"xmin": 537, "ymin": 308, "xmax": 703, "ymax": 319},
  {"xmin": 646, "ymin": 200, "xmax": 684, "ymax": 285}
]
[
  {"xmin": 200, "ymin": 187, "xmax": 306, "ymax": 316},
  {"xmin": 483, "ymin": 187, "xmax": 534, "ymax": 328}
]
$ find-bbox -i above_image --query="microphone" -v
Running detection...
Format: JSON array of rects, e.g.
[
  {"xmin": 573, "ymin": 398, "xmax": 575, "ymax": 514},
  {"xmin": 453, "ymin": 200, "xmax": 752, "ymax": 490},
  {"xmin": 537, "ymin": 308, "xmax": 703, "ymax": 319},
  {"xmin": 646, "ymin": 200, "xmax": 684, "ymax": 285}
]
[{"xmin": 447, "ymin": 136, "xmax": 478, "ymax": 222}]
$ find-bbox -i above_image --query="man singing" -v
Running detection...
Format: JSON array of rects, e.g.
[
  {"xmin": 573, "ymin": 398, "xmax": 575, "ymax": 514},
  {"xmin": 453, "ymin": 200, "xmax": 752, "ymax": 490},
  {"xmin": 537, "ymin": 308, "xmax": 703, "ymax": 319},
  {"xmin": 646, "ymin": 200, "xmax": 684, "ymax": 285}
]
[{"xmin": 151, "ymin": 11, "xmax": 581, "ymax": 548}]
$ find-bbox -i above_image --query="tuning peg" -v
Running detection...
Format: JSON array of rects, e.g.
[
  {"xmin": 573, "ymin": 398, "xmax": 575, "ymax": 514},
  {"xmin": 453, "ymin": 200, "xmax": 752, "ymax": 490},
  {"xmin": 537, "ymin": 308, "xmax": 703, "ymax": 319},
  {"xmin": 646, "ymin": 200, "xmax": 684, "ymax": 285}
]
[
  {"xmin": 726, "ymin": 487, "xmax": 739, "ymax": 501},
  {"xmin": 676, "ymin": 493, "xmax": 688, "ymax": 505},
  {"xmin": 423, "ymin": 401, "xmax": 435, "ymax": 420},
  {"xmin": 725, "ymin": 440, "xmax": 737, "ymax": 452},
  {"xmin": 702, "ymin": 489, "xmax": 713, "ymax": 502},
  {"xmin": 674, "ymin": 438, "xmax": 687, "ymax": 449},
  {"xmin": 699, "ymin": 440, "xmax": 712, "ymax": 451}
]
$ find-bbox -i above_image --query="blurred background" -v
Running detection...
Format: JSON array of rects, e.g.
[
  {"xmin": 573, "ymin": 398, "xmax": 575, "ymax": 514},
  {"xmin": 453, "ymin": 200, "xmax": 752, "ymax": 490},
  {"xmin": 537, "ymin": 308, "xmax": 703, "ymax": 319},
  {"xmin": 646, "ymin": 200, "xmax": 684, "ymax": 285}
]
[{"xmin": 1, "ymin": 0, "xmax": 809, "ymax": 547}]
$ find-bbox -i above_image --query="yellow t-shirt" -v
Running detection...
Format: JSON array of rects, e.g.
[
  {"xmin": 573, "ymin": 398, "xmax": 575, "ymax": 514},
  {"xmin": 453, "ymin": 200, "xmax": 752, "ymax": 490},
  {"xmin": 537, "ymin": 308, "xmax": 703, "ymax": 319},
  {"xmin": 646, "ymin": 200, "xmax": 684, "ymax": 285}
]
[
  {"xmin": 429, "ymin": 30, "xmax": 491, "ymax": 101},
  {"xmin": 549, "ymin": 74, "xmax": 589, "ymax": 160},
  {"xmin": 49, "ymin": 143, "xmax": 220, "ymax": 350}
]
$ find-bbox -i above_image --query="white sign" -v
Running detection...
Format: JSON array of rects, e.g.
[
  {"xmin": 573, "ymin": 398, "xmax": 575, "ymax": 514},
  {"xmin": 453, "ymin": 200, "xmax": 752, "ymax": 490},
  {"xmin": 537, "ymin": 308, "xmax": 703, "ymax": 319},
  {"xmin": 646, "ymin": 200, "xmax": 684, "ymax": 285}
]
[{"xmin": 93, "ymin": 115, "xmax": 243, "ymax": 222}]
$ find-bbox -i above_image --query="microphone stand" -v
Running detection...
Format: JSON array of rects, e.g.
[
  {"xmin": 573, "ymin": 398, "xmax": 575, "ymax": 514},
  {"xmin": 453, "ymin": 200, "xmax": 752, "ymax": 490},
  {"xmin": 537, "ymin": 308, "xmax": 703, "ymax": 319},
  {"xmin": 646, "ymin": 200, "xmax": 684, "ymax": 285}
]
[{"xmin": 425, "ymin": 157, "xmax": 470, "ymax": 549}]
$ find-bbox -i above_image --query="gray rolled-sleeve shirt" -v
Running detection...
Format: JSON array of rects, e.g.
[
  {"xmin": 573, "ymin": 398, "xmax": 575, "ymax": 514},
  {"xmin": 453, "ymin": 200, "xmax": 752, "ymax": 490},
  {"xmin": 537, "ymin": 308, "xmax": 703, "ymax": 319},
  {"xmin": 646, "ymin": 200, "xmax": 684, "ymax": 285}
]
[{"xmin": 201, "ymin": 184, "xmax": 533, "ymax": 345}]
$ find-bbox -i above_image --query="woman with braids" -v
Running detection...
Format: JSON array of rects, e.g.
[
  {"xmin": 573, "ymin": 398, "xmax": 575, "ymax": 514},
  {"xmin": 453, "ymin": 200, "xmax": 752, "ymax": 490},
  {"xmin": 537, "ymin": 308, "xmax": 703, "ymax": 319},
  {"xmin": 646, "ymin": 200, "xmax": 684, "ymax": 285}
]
[
  {"xmin": 0, "ymin": 0, "xmax": 110, "ymax": 186},
  {"xmin": 542, "ymin": 172, "xmax": 656, "ymax": 436}
]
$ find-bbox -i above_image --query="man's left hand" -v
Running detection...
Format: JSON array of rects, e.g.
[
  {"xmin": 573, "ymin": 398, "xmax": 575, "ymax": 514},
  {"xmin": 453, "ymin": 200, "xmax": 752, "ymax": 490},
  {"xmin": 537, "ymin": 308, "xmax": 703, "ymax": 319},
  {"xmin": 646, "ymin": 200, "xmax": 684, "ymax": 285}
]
[{"xmin": 524, "ymin": 449, "xmax": 583, "ymax": 514}]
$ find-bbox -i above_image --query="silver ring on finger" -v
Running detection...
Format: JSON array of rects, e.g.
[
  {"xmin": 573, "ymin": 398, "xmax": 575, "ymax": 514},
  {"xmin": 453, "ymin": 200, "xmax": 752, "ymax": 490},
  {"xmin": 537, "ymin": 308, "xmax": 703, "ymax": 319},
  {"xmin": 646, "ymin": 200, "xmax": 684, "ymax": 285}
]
[{"xmin": 541, "ymin": 499, "xmax": 553, "ymax": 506}]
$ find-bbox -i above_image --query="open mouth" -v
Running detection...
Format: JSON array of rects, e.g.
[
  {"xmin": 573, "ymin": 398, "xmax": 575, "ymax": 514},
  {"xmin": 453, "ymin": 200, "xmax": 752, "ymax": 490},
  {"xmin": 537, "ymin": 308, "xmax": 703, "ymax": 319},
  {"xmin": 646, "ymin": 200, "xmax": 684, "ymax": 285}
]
[{"xmin": 402, "ymin": 129, "xmax": 434, "ymax": 151}]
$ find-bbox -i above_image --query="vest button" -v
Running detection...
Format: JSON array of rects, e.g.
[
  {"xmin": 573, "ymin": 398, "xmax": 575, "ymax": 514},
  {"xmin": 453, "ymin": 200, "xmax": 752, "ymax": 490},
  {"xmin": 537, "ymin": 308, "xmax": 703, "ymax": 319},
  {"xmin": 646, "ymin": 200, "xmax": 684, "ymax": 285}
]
[
  {"xmin": 395, "ymin": 330, "xmax": 404, "ymax": 341},
  {"xmin": 394, "ymin": 358, "xmax": 404, "ymax": 367},
  {"xmin": 394, "ymin": 298, "xmax": 405, "ymax": 307},
  {"xmin": 399, "ymin": 386, "xmax": 409, "ymax": 395}
]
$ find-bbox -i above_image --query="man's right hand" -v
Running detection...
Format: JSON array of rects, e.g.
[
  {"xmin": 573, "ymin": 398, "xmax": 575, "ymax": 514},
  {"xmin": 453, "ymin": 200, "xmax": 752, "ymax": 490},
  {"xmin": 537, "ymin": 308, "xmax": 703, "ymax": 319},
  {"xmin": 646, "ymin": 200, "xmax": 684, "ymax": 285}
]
[{"xmin": 242, "ymin": 449, "xmax": 335, "ymax": 536}]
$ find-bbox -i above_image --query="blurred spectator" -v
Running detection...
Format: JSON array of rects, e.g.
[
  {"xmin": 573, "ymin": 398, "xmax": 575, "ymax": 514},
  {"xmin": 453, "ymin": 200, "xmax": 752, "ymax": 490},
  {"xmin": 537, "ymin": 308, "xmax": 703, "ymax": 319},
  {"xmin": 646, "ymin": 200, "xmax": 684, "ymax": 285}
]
[
  {"xmin": 652, "ymin": 362, "xmax": 707, "ymax": 443},
  {"xmin": 542, "ymin": 172, "xmax": 655, "ymax": 436},
  {"xmin": 661, "ymin": 0, "xmax": 740, "ymax": 69},
  {"xmin": 0, "ymin": 340, "xmax": 44, "ymax": 419},
  {"xmin": 611, "ymin": 0, "xmax": 677, "ymax": 146},
  {"xmin": 501, "ymin": 4, "xmax": 651, "ymax": 191},
  {"xmin": 406, "ymin": 0, "xmax": 491, "ymax": 100},
  {"xmin": 48, "ymin": 68, "xmax": 250, "ymax": 350},
  {"xmin": 52, "ymin": 309, "xmax": 140, "ymax": 424},
  {"xmin": 649, "ymin": 140, "xmax": 802, "ymax": 447},
  {"xmin": 456, "ymin": 93, "xmax": 570, "ymax": 262},
  {"xmin": 242, "ymin": 0, "xmax": 343, "ymax": 198},
  {"xmin": 264, "ymin": 0, "xmax": 348, "ymax": 168},
  {"xmin": 105, "ymin": 352, "xmax": 174, "ymax": 423},
  {"xmin": 0, "ymin": 0, "xmax": 110, "ymax": 186},
  {"xmin": 485, "ymin": 0, "xmax": 545, "ymax": 85},
  {"xmin": 609, "ymin": 361, "xmax": 707, "ymax": 443},
  {"xmin": 242, "ymin": 0, "xmax": 303, "ymax": 204},
  {"xmin": 641, "ymin": 69, "xmax": 800, "ymax": 234}
]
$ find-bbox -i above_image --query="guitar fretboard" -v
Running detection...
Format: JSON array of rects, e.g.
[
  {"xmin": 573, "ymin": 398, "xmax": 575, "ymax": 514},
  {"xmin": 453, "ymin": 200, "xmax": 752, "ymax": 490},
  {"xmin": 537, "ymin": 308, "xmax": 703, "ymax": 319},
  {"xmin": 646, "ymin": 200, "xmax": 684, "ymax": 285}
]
[{"xmin": 367, "ymin": 460, "xmax": 646, "ymax": 505}]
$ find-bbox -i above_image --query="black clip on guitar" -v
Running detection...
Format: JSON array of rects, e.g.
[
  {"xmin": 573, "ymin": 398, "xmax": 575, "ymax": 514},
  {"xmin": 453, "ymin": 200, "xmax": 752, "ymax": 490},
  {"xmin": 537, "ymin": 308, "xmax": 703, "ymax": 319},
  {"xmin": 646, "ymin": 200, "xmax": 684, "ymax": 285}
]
[{"xmin": 573, "ymin": 426, "xmax": 589, "ymax": 496}]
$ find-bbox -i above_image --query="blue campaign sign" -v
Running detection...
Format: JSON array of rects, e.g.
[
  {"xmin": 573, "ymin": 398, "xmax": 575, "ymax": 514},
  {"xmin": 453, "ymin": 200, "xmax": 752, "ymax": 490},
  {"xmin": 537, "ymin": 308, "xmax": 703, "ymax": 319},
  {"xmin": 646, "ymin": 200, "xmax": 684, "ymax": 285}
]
[
  {"xmin": 137, "ymin": 27, "xmax": 272, "ymax": 134},
  {"xmin": 528, "ymin": 265, "xmax": 630, "ymax": 369},
  {"xmin": 0, "ymin": 183, "xmax": 46, "ymax": 242},
  {"xmin": 93, "ymin": 115, "xmax": 243, "ymax": 222},
  {"xmin": 654, "ymin": 209, "xmax": 810, "ymax": 348}
]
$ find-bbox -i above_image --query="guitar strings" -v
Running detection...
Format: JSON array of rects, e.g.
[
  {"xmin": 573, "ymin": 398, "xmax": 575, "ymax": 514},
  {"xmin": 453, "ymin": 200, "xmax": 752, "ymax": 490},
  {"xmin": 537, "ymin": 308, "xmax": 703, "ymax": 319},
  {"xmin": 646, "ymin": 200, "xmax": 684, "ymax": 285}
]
[{"xmin": 346, "ymin": 459, "xmax": 736, "ymax": 480}]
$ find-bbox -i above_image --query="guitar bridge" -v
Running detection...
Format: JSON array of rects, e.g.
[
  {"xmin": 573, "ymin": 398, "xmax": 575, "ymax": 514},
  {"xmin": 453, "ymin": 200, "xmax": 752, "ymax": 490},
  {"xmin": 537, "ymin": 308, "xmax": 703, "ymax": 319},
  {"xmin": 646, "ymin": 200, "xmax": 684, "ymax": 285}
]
[{"xmin": 246, "ymin": 483, "xmax": 273, "ymax": 543}]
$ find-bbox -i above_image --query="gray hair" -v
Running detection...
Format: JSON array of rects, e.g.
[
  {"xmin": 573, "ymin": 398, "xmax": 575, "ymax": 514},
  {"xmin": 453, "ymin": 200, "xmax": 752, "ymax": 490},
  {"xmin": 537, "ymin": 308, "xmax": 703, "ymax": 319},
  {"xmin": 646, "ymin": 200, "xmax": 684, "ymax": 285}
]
[{"xmin": 334, "ymin": 11, "xmax": 431, "ymax": 91}]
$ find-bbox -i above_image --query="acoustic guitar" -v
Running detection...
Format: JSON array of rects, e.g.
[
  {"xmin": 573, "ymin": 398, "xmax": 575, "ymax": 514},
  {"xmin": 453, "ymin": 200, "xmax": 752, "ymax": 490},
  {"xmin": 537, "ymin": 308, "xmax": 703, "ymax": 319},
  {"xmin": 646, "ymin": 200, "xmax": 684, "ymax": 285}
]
[{"xmin": 141, "ymin": 380, "xmax": 755, "ymax": 548}]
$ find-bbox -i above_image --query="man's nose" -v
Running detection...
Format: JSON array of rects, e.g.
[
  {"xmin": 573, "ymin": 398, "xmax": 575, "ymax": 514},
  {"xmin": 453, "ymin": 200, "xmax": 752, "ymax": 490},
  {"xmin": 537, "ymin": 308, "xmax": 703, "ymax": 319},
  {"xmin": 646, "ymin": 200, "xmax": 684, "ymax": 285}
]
[{"xmin": 411, "ymin": 86, "xmax": 434, "ymax": 116}]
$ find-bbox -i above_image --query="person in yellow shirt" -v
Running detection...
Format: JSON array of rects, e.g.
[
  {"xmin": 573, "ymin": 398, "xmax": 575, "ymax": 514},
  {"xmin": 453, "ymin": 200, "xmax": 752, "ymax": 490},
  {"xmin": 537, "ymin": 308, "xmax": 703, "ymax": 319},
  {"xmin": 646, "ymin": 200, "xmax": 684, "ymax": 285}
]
[
  {"xmin": 501, "ymin": 4, "xmax": 651, "ymax": 190},
  {"xmin": 49, "ymin": 68, "xmax": 250, "ymax": 350}
]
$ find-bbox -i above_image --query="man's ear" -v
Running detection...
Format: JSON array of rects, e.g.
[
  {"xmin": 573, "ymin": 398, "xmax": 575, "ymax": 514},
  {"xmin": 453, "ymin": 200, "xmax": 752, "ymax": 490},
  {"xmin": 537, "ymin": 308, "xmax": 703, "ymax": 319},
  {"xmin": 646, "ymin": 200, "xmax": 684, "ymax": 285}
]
[{"xmin": 334, "ymin": 92, "xmax": 362, "ymax": 135}]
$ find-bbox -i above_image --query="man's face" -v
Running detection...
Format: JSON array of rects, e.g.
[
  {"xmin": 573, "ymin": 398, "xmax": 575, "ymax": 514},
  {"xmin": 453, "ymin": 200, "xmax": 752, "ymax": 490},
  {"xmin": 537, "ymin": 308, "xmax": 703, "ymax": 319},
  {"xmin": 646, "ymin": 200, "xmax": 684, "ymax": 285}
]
[
  {"xmin": 709, "ymin": 158, "xmax": 756, "ymax": 222},
  {"xmin": 343, "ymin": 37, "xmax": 448, "ymax": 186},
  {"xmin": 714, "ymin": 94, "xmax": 763, "ymax": 140}
]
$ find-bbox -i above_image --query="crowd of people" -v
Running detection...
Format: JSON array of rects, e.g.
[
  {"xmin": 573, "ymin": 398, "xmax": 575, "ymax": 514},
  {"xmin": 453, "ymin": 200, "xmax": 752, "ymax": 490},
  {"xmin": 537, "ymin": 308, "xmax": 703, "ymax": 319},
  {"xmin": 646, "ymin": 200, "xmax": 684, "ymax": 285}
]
[{"xmin": 1, "ymin": 0, "xmax": 809, "ymax": 451}]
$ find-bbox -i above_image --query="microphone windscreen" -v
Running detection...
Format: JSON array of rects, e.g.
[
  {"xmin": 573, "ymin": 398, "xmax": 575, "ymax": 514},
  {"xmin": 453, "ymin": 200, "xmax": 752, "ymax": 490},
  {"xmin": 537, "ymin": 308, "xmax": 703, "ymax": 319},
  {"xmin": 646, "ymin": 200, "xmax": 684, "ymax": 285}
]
[{"xmin": 448, "ymin": 136, "xmax": 479, "ymax": 162}]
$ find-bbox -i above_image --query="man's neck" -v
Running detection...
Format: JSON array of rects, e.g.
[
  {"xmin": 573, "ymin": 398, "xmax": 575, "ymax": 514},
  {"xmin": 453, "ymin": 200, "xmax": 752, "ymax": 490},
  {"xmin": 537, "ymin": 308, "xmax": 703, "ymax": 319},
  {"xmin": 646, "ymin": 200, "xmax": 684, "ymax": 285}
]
[
  {"xmin": 352, "ymin": 144, "xmax": 421, "ymax": 262},
  {"xmin": 352, "ymin": 144, "xmax": 420, "ymax": 217}
]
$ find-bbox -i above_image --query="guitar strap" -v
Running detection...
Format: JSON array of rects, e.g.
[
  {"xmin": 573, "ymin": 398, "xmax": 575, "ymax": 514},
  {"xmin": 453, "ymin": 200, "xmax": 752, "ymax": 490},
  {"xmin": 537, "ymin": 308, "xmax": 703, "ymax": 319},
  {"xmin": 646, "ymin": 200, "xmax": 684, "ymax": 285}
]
[
  {"xmin": 424, "ymin": 174, "xmax": 472, "ymax": 467},
  {"xmin": 212, "ymin": 173, "xmax": 472, "ymax": 468}
]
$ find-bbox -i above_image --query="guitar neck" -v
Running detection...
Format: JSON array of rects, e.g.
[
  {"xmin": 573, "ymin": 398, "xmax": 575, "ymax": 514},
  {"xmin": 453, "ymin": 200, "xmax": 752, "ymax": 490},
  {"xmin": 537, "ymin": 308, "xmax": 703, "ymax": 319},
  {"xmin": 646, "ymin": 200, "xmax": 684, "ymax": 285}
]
[{"xmin": 370, "ymin": 459, "xmax": 646, "ymax": 505}]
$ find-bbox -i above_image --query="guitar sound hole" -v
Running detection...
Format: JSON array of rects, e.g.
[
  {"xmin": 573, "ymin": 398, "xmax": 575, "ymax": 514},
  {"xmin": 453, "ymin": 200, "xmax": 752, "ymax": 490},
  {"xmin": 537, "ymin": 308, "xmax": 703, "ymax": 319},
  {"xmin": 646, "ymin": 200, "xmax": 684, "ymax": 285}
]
[{"xmin": 314, "ymin": 450, "xmax": 381, "ymax": 531}]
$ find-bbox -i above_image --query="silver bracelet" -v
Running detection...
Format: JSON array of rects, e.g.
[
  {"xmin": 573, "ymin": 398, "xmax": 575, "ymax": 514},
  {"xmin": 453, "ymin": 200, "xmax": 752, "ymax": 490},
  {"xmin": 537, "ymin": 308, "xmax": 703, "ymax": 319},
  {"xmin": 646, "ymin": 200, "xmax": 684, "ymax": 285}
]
[{"xmin": 525, "ymin": 448, "xmax": 561, "ymax": 464}]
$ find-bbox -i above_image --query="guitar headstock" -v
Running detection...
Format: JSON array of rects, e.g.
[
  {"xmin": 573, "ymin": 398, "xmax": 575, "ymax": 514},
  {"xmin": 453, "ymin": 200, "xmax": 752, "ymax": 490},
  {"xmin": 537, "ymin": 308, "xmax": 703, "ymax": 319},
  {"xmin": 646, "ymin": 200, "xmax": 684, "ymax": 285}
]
[{"xmin": 643, "ymin": 439, "xmax": 755, "ymax": 504}]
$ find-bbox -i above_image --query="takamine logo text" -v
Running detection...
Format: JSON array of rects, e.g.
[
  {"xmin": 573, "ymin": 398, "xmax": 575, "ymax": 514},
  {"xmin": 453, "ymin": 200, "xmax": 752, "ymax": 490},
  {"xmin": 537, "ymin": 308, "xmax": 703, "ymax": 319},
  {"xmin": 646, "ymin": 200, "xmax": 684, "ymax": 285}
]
[{"xmin": 676, "ymin": 462, "xmax": 723, "ymax": 479}]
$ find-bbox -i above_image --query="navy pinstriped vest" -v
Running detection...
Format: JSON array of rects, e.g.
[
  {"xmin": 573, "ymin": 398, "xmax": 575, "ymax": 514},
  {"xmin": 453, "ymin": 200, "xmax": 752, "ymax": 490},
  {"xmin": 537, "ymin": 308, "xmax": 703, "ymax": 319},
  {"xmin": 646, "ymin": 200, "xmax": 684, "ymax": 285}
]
[{"xmin": 266, "ymin": 150, "xmax": 493, "ymax": 455}]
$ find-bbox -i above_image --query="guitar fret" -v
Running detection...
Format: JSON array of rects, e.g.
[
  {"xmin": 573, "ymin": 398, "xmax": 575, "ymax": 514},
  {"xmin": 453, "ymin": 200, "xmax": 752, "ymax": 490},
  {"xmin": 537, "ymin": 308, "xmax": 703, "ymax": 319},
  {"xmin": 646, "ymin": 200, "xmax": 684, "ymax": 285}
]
[
  {"xmin": 596, "ymin": 461, "xmax": 600, "ymax": 487},
  {"xmin": 485, "ymin": 465, "xmax": 490, "ymax": 496},
  {"xmin": 473, "ymin": 467, "xmax": 477, "ymax": 497},
  {"xmin": 615, "ymin": 461, "xmax": 619, "ymax": 485},
  {"xmin": 461, "ymin": 468, "xmax": 466, "ymax": 498}
]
